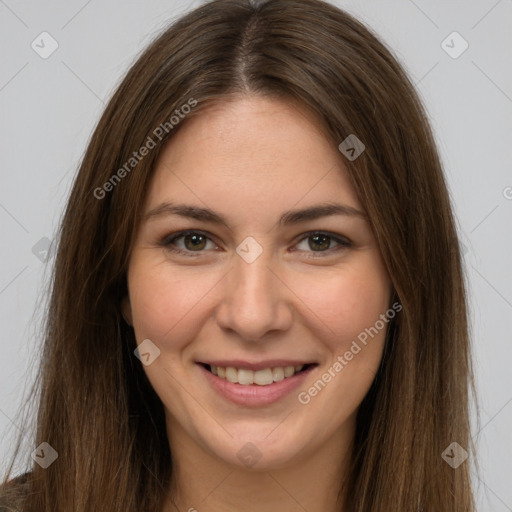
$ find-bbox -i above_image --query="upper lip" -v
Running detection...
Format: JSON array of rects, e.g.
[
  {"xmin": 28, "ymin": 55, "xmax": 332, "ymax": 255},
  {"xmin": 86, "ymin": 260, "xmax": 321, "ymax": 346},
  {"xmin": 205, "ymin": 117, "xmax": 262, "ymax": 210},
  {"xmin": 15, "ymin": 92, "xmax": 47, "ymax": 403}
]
[{"xmin": 198, "ymin": 360, "xmax": 317, "ymax": 371}]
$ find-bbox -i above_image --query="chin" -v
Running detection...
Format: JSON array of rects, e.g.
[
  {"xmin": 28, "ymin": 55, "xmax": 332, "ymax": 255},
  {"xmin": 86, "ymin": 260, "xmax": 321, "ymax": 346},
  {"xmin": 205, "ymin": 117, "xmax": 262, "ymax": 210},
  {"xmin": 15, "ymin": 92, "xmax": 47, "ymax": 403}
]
[{"xmin": 203, "ymin": 424, "xmax": 314, "ymax": 471}]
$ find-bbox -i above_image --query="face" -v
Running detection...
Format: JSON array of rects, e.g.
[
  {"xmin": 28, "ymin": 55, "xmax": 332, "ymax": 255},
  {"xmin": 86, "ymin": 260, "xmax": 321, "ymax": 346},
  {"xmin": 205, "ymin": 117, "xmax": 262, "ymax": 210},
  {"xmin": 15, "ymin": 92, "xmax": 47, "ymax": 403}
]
[{"xmin": 123, "ymin": 96, "xmax": 392, "ymax": 470}]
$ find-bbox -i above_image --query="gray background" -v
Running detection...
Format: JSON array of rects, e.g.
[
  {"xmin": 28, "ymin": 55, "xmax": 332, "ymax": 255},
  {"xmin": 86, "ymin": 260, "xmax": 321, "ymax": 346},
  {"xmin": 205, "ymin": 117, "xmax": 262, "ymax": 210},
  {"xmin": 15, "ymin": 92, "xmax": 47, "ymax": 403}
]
[{"xmin": 1, "ymin": 0, "xmax": 511, "ymax": 509}]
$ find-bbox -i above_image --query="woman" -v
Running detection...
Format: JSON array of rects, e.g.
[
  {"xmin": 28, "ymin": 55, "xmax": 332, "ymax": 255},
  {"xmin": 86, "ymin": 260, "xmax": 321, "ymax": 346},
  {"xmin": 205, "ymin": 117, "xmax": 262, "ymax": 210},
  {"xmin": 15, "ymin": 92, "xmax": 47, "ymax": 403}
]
[{"xmin": 0, "ymin": 0, "xmax": 479, "ymax": 510}]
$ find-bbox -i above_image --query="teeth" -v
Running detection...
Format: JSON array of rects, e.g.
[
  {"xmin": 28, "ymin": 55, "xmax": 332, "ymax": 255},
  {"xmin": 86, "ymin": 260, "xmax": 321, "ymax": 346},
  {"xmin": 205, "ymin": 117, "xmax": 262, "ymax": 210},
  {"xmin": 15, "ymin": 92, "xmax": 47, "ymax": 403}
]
[
  {"xmin": 272, "ymin": 367, "xmax": 284, "ymax": 382},
  {"xmin": 254, "ymin": 368, "xmax": 273, "ymax": 385},
  {"xmin": 284, "ymin": 366, "xmax": 295, "ymax": 378},
  {"xmin": 209, "ymin": 364, "xmax": 305, "ymax": 385},
  {"xmin": 225, "ymin": 367, "xmax": 238, "ymax": 383},
  {"xmin": 238, "ymin": 368, "xmax": 254, "ymax": 385}
]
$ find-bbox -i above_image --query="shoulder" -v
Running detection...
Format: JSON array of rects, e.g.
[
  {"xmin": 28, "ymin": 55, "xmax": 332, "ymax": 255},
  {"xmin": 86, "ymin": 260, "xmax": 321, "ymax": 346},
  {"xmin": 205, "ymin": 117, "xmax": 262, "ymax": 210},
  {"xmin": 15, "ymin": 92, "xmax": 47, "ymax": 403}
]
[{"xmin": 0, "ymin": 472, "xmax": 30, "ymax": 511}]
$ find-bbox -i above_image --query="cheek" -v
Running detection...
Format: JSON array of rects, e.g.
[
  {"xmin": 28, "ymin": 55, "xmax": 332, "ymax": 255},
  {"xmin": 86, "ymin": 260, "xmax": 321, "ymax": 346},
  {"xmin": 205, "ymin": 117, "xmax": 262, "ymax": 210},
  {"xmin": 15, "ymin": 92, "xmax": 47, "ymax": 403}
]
[
  {"xmin": 290, "ymin": 256, "xmax": 391, "ymax": 353},
  {"xmin": 293, "ymin": 260, "xmax": 391, "ymax": 427},
  {"xmin": 127, "ymin": 257, "xmax": 222, "ymax": 343}
]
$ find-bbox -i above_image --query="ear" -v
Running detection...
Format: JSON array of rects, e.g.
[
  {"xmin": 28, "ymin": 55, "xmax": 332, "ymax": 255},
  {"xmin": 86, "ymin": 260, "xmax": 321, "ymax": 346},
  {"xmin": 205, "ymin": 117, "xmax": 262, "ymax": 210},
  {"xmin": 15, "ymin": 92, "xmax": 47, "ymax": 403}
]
[{"xmin": 121, "ymin": 296, "xmax": 133, "ymax": 326}]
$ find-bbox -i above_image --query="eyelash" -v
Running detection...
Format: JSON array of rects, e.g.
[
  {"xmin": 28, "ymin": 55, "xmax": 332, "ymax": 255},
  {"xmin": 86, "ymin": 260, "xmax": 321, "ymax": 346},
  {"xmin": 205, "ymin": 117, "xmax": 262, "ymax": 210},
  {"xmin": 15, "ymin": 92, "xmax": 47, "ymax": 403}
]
[{"xmin": 158, "ymin": 229, "xmax": 352, "ymax": 258}]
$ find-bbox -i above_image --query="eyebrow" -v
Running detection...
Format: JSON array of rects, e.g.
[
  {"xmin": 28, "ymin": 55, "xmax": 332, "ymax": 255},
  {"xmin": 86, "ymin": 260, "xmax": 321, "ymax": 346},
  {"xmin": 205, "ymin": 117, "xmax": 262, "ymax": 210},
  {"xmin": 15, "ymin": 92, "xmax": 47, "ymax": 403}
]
[{"xmin": 143, "ymin": 201, "xmax": 367, "ymax": 226}]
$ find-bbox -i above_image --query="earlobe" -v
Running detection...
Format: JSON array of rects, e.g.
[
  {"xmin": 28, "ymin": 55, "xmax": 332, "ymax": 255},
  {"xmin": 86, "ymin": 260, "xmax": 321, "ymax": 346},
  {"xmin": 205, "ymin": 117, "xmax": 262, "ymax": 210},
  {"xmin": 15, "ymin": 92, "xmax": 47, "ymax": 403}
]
[{"xmin": 121, "ymin": 296, "xmax": 133, "ymax": 326}]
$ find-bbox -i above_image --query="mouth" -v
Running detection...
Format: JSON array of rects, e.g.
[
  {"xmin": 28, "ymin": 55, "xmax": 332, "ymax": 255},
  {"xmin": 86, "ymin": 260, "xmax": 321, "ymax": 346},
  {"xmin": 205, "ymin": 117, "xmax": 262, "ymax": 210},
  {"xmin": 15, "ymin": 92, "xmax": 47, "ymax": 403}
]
[
  {"xmin": 200, "ymin": 362, "xmax": 316, "ymax": 386},
  {"xmin": 196, "ymin": 361, "xmax": 318, "ymax": 407}
]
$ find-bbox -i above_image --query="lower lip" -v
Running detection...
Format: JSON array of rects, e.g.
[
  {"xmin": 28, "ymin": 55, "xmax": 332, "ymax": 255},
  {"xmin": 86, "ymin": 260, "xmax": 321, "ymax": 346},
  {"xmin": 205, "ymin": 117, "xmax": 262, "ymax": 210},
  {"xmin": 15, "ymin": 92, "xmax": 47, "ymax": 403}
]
[{"xmin": 198, "ymin": 364, "xmax": 316, "ymax": 407}]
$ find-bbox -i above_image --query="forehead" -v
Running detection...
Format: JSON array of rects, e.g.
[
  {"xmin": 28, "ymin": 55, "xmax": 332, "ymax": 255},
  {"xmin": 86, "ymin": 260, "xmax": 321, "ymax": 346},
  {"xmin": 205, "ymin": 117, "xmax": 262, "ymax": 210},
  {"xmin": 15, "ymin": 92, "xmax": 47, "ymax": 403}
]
[{"xmin": 144, "ymin": 96, "xmax": 362, "ymax": 217}]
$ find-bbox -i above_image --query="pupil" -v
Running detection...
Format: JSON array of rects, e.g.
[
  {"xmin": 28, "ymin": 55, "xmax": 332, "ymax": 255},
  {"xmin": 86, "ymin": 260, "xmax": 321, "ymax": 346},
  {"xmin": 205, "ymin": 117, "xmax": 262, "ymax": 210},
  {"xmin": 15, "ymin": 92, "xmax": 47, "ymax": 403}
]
[
  {"xmin": 185, "ymin": 234, "xmax": 206, "ymax": 250},
  {"xmin": 310, "ymin": 234, "xmax": 330, "ymax": 251}
]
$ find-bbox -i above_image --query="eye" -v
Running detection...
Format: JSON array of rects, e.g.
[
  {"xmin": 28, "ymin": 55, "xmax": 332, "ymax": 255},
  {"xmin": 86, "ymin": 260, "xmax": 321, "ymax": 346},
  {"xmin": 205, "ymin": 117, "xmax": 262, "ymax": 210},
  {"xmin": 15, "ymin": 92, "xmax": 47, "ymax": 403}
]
[
  {"xmin": 293, "ymin": 231, "xmax": 351, "ymax": 256},
  {"xmin": 159, "ymin": 230, "xmax": 351, "ymax": 258},
  {"xmin": 160, "ymin": 230, "xmax": 218, "ymax": 256}
]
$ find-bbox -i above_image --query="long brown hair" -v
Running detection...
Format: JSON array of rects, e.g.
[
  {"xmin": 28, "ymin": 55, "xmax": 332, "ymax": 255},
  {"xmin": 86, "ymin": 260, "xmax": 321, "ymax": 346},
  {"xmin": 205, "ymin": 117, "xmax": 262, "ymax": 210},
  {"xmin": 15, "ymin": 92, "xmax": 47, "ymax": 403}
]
[{"xmin": 1, "ymin": 0, "xmax": 479, "ymax": 510}]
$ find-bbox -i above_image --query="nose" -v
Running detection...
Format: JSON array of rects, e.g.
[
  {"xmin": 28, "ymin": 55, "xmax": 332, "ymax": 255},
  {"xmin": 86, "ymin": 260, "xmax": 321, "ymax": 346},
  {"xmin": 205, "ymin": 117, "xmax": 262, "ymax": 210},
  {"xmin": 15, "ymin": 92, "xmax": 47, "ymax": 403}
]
[{"xmin": 215, "ymin": 247, "xmax": 293, "ymax": 341}]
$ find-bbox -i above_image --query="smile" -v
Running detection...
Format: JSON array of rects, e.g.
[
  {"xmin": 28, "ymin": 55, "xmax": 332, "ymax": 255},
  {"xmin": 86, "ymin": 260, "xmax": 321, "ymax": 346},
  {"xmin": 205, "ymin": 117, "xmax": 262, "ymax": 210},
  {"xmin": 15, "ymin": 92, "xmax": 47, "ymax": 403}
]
[
  {"xmin": 197, "ymin": 361, "xmax": 318, "ymax": 407},
  {"xmin": 209, "ymin": 364, "xmax": 308, "ymax": 385}
]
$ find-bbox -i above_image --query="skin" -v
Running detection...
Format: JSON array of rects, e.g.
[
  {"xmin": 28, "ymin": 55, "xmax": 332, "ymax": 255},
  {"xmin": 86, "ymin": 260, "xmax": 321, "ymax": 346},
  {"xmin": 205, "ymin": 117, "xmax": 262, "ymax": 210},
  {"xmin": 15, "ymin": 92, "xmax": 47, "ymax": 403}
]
[{"xmin": 123, "ymin": 95, "xmax": 392, "ymax": 512}]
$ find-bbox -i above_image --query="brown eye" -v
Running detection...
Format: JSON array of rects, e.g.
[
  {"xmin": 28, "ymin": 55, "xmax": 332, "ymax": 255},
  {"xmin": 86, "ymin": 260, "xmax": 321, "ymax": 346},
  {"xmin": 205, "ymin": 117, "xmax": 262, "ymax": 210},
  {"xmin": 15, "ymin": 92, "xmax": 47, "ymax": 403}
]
[
  {"xmin": 294, "ymin": 231, "xmax": 351, "ymax": 255},
  {"xmin": 308, "ymin": 234, "xmax": 331, "ymax": 251},
  {"xmin": 183, "ymin": 233, "xmax": 207, "ymax": 251},
  {"xmin": 160, "ymin": 230, "xmax": 217, "ymax": 256}
]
